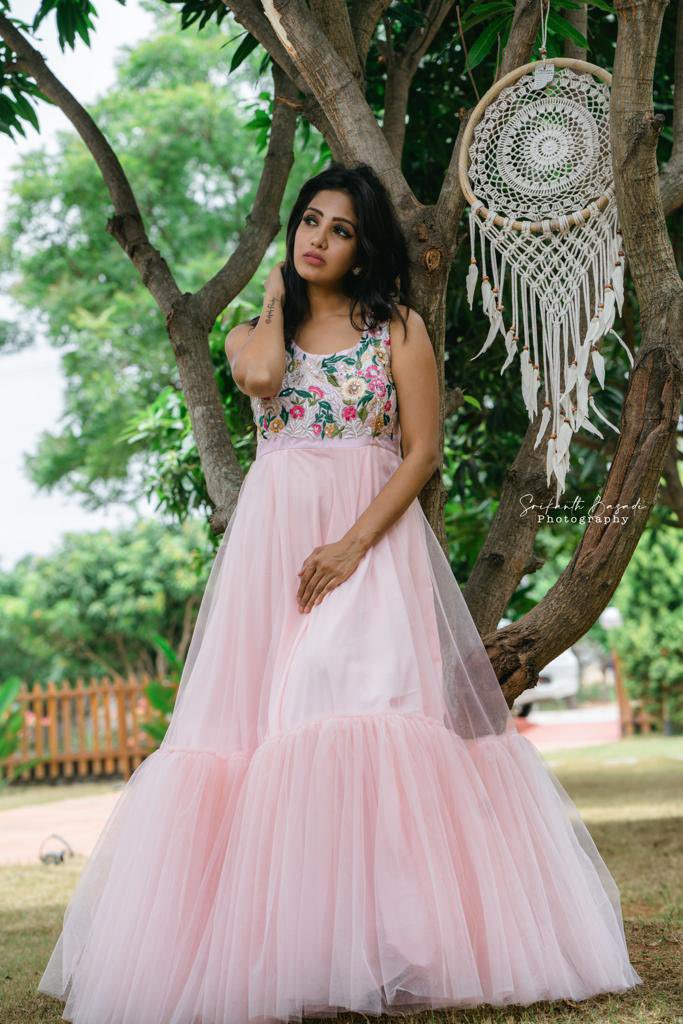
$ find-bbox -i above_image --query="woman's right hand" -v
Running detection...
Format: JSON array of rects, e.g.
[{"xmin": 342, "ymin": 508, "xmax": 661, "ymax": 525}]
[{"xmin": 264, "ymin": 260, "xmax": 286, "ymax": 301}]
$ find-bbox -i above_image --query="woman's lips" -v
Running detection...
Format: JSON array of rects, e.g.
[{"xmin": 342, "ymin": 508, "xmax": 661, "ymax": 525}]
[{"xmin": 303, "ymin": 253, "xmax": 325, "ymax": 265}]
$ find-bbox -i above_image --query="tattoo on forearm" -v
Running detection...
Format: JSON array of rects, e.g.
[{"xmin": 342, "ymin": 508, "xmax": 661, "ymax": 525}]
[{"xmin": 264, "ymin": 295, "xmax": 279, "ymax": 324}]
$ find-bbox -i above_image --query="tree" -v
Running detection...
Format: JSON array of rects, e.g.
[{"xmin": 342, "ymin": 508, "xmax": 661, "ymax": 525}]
[
  {"xmin": 0, "ymin": 0, "xmax": 680, "ymax": 705},
  {"xmin": 0, "ymin": 12, "xmax": 309, "ymax": 506},
  {"xmin": 0, "ymin": 518, "xmax": 215, "ymax": 682}
]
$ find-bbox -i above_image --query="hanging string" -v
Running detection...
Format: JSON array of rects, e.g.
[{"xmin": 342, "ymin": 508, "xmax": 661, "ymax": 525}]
[{"xmin": 539, "ymin": 0, "xmax": 550, "ymax": 60}]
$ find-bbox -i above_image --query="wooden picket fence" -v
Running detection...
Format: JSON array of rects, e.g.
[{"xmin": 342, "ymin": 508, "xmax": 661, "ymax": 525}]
[{"xmin": 1, "ymin": 674, "xmax": 177, "ymax": 784}]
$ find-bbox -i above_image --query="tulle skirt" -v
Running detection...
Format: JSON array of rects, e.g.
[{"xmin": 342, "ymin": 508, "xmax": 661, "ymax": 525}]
[{"xmin": 38, "ymin": 438, "xmax": 643, "ymax": 1023}]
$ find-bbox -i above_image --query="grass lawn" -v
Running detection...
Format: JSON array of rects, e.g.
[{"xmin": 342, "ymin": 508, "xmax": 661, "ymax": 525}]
[
  {"xmin": 0, "ymin": 777, "xmax": 123, "ymax": 812},
  {"xmin": 1, "ymin": 736, "xmax": 681, "ymax": 1023}
]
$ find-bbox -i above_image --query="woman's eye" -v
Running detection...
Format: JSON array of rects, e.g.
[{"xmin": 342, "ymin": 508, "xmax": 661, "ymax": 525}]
[{"xmin": 303, "ymin": 215, "xmax": 351, "ymax": 238}]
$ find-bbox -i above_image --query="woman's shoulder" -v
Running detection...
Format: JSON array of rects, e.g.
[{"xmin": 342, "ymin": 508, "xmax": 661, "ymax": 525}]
[{"xmin": 387, "ymin": 305, "xmax": 428, "ymax": 346}]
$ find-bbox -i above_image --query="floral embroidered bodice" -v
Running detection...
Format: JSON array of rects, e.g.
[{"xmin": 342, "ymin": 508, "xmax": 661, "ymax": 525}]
[{"xmin": 251, "ymin": 320, "xmax": 400, "ymax": 455}]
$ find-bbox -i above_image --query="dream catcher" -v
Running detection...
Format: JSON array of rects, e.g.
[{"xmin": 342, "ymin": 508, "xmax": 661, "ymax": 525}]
[{"xmin": 458, "ymin": 2, "xmax": 631, "ymax": 502}]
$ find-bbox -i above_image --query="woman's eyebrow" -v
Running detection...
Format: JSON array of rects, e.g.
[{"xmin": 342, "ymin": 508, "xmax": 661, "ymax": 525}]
[{"xmin": 305, "ymin": 206, "xmax": 356, "ymax": 228}]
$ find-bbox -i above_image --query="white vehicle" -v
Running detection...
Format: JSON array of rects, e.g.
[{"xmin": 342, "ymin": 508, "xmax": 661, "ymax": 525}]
[{"xmin": 497, "ymin": 618, "xmax": 581, "ymax": 717}]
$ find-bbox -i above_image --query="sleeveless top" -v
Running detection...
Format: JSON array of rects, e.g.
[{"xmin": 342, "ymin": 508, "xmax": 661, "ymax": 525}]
[{"xmin": 250, "ymin": 320, "xmax": 401, "ymax": 459}]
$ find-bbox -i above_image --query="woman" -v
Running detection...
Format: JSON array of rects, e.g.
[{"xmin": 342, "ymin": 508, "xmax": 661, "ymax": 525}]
[{"xmin": 38, "ymin": 162, "xmax": 642, "ymax": 1023}]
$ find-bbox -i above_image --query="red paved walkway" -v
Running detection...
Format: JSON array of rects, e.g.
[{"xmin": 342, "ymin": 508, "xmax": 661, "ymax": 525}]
[{"xmin": 514, "ymin": 709, "xmax": 621, "ymax": 751}]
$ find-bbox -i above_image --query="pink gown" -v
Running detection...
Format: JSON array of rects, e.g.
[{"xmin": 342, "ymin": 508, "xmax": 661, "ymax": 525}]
[{"xmin": 38, "ymin": 320, "xmax": 642, "ymax": 1023}]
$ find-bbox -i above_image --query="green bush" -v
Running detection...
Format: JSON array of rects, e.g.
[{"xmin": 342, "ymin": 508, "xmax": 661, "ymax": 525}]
[{"xmin": 612, "ymin": 529, "xmax": 683, "ymax": 732}]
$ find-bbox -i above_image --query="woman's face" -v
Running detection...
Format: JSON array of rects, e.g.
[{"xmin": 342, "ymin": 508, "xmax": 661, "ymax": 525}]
[{"xmin": 292, "ymin": 189, "xmax": 360, "ymax": 286}]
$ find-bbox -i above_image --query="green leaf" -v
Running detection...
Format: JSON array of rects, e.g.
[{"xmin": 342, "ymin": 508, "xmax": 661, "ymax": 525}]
[
  {"xmin": 140, "ymin": 720, "xmax": 168, "ymax": 743},
  {"xmin": 461, "ymin": 1, "xmax": 514, "ymax": 31},
  {"xmin": 466, "ymin": 21, "xmax": 502, "ymax": 71},
  {"xmin": 4, "ymin": 708, "xmax": 24, "ymax": 736},
  {"xmin": 229, "ymin": 32, "xmax": 259, "ymax": 74},
  {"xmin": 0, "ymin": 677, "xmax": 22, "ymax": 716},
  {"xmin": 546, "ymin": 10, "xmax": 588, "ymax": 49},
  {"xmin": 144, "ymin": 681, "xmax": 178, "ymax": 712},
  {"xmin": 150, "ymin": 633, "xmax": 182, "ymax": 669}
]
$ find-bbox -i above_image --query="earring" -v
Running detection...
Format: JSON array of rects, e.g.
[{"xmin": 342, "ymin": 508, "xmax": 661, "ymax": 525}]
[{"xmin": 352, "ymin": 266, "xmax": 362, "ymax": 275}]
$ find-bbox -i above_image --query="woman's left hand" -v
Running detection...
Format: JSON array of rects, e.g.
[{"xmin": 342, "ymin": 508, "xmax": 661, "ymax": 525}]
[{"xmin": 296, "ymin": 537, "xmax": 368, "ymax": 613}]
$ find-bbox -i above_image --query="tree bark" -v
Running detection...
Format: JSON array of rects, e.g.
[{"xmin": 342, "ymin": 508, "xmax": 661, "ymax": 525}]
[{"xmin": 563, "ymin": 4, "xmax": 587, "ymax": 61}]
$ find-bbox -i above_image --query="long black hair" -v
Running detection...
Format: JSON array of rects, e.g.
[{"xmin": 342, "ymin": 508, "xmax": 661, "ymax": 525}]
[{"xmin": 250, "ymin": 162, "xmax": 412, "ymax": 342}]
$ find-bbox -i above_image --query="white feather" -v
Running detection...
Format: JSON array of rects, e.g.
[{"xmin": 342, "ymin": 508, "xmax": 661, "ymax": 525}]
[
  {"xmin": 599, "ymin": 296, "xmax": 616, "ymax": 338},
  {"xmin": 481, "ymin": 278, "xmax": 492, "ymax": 317},
  {"xmin": 466, "ymin": 261, "xmax": 479, "ymax": 310},
  {"xmin": 576, "ymin": 374, "xmax": 589, "ymax": 420},
  {"xmin": 561, "ymin": 360, "xmax": 578, "ymax": 400},
  {"xmin": 581, "ymin": 415, "xmax": 605, "ymax": 440},
  {"xmin": 545, "ymin": 435, "xmax": 556, "ymax": 488},
  {"xmin": 609, "ymin": 328, "xmax": 634, "ymax": 369},
  {"xmin": 592, "ymin": 348, "xmax": 606, "ymax": 389},
  {"xmin": 520, "ymin": 348, "xmax": 536, "ymax": 416},
  {"xmin": 534, "ymin": 405, "xmax": 551, "ymax": 449},
  {"xmin": 500, "ymin": 329, "xmax": 518, "ymax": 373},
  {"xmin": 470, "ymin": 311, "xmax": 502, "ymax": 361},
  {"xmin": 612, "ymin": 263, "xmax": 624, "ymax": 316},
  {"xmin": 589, "ymin": 396, "xmax": 620, "ymax": 434},
  {"xmin": 554, "ymin": 419, "xmax": 574, "ymax": 463}
]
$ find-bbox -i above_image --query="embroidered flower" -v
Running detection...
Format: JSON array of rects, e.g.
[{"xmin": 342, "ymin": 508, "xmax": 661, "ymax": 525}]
[
  {"xmin": 340, "ymin": 376, "xmax": 368, "ymax": 402},
  {"xmin": 290, "ymin": 405, "xmax": 305, "ymax": 419},
  {"xmin": 343, "ymin": 406, "xmax": 358, "ymax": 421}
]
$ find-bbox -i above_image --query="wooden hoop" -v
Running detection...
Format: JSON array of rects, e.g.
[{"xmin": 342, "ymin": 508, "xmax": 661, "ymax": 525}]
[{"xmin": 457, "ymin": 57, "xmax": 613, "ymax": 235}]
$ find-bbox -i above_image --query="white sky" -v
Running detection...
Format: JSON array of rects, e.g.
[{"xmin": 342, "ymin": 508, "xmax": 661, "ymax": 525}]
[{"xmin": 0, "ymin": 0, "xmax": 157, "ymax": 570}]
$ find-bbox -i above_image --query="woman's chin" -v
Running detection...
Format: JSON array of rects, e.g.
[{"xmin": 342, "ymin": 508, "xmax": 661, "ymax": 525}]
[{"xmin": 296, "ymin": 259, "xmax": 334, "ymax": 279}]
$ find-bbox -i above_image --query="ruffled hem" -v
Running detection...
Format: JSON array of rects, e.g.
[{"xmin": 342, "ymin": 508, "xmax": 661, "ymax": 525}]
[{"xmin": 38, "ymin": 711, "xmax": 642, "ymax": 1024}]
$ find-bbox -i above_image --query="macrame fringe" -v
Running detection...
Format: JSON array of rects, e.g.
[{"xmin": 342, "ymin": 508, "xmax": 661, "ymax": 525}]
[{"xmin": 465, "ymin": 199, "xmax": 628, "ymax": 503}]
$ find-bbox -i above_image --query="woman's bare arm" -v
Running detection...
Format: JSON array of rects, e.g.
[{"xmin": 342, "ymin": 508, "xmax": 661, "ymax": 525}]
[
  {"xmin": 226, "ymin": 265, "xmax": 287, "ymax": 397},
  {"xmin": 342, "ymin": 307, "xmax": 441, "ymax": 554},
  {"xmin": 295, "ymin": 306, "xmax": 442, "ymax": 612}
]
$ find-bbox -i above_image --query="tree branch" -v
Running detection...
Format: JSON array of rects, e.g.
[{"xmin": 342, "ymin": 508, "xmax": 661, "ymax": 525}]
[
  {"xmin": 350, "ymin": 0, "xmax": 393, "ymax": 67},
  {"xmin": 382, "ymin": 0, "xmax": 454, "ymax": 160},
  {"xmin": 0, "ymin": 10, "xmax": 263, "ymax": 535},
  {"xmin": 195, "ymin": 63, "xmax": 299, "ymax": 325},
  {"xmin": 260, "ymin": 0, "xmax": 419, "ymax": 218},
  {"xmin": 563, "ymin": 4, "xmax": 587, "ymax": 61},
  {"xmin": 0, "ymin": 12, "xmax": 181, "ymax": 317},
  {"xmin": 309, "ymin": 0, "xmax": 363, "ymax": 84},
  {"xmin": 497, "ymin": 0, "xmax": 541, "ymax": 79}
]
